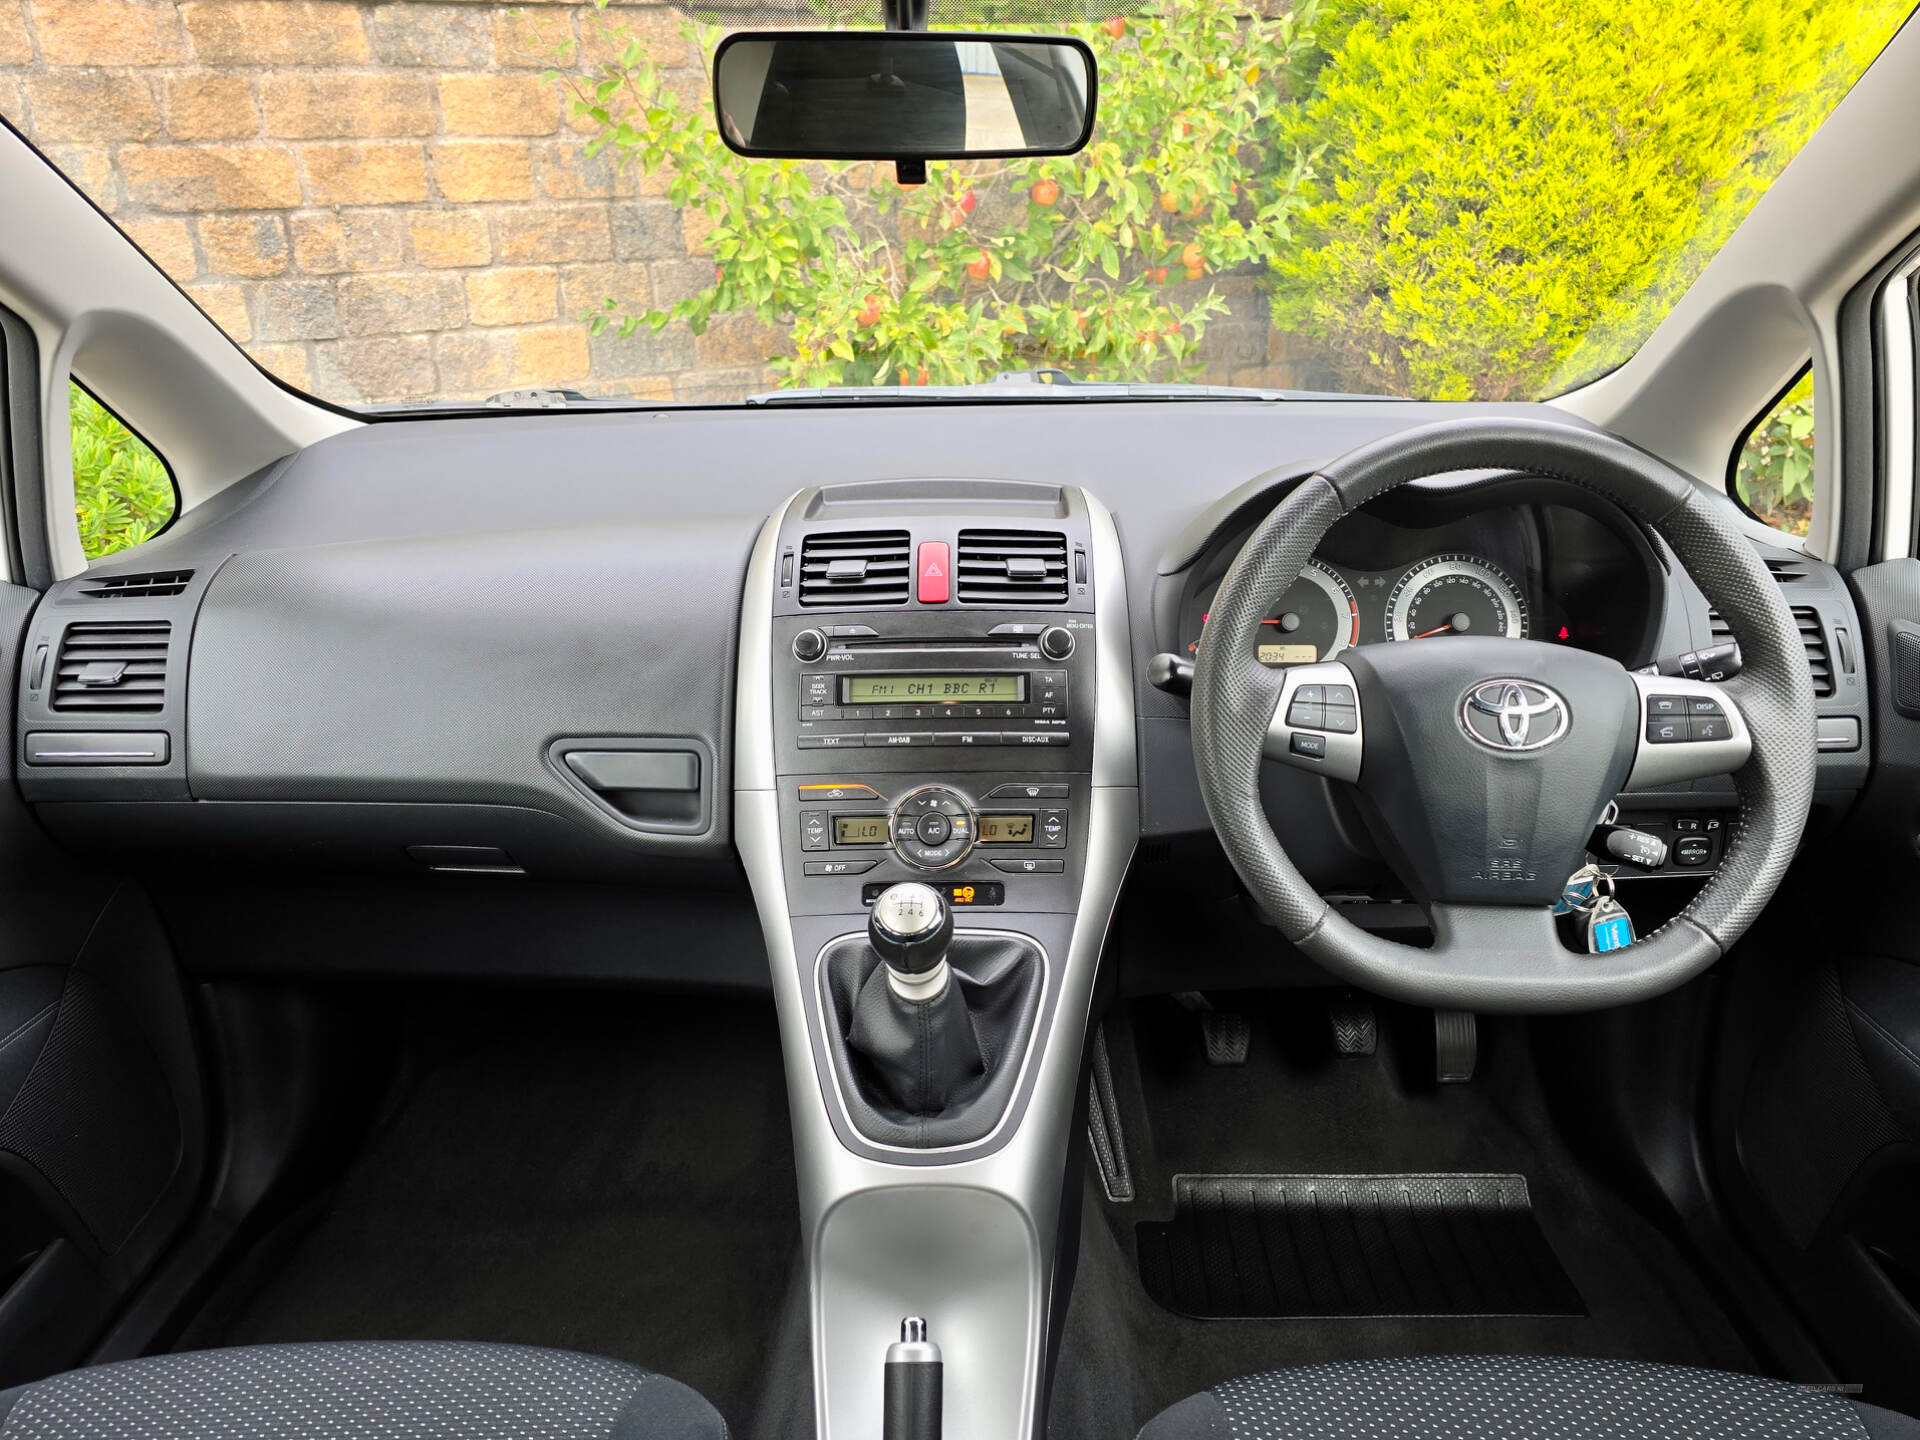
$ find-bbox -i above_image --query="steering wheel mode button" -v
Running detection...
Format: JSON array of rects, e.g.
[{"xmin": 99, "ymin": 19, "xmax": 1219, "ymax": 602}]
[{"xmin": 1290, "ymin": 731, "xmax": 1329, "ymax": 759}]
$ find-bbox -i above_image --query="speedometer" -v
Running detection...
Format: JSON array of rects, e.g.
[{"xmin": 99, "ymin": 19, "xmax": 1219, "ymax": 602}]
[{"xmin": 1386, "ymin": 554, "xmax": 1529, "ymax": 642}]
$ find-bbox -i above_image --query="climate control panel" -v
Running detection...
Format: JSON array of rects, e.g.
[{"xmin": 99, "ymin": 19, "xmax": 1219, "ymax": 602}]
[{"xmin": 782, "ymin": 774, "xmax": 1083, "ymax": 915}]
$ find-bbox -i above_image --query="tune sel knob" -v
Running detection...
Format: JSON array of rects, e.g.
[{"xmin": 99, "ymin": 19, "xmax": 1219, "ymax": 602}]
[{"xmin": 1038, "ymin": 625, "xmax": 1076, "ymax": 661}]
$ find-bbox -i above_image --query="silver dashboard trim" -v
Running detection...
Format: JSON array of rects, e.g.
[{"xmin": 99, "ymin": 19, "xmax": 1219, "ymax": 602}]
[{"xmin": 732, "ymin": 485, "xmax": 1139, "ymax": 1440}]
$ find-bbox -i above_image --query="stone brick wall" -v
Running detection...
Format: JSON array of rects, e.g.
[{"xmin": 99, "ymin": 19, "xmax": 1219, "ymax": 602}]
[{"xmin": 0, "ymin": 1, "xmax": 1301, "ymax": 406}]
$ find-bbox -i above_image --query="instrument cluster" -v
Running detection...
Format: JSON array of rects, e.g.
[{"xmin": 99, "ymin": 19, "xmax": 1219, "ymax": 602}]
[{"xmin": 1175, "ymin": 493, "xmax": 1656, "ymax": 670}]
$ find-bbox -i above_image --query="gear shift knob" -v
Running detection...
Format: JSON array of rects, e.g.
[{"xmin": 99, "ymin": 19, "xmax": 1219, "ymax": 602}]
[{"xmin": 868, "ymin": 883, "xmax": 954, "ymax": 988}]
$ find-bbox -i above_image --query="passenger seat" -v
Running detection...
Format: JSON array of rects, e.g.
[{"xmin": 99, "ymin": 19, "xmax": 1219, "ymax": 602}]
[{"xmin": 0, "ymin": 1340, "xmax": 727, "ymax": 1440}]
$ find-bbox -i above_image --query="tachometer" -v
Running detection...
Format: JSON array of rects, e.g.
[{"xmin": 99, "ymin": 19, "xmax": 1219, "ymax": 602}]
[
  {"xmin": 1191, "ymin": 559, "xmax": 1360, "ymax": 665},
  {"xmin": 1386, "ymin": 554, "xmax": 1529, "ymax": 642}
]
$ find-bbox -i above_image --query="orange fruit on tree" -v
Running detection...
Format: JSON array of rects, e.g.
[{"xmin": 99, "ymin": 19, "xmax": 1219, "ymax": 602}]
[{"xmin": 1031, "ymin": 178, "xmax": 1060, "ymax": 207}]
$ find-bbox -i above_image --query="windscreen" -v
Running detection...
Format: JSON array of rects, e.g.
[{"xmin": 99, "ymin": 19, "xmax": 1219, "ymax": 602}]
[{"xmin": 1, "ymin": 0, "xmax": 1908, "ymax": 407}]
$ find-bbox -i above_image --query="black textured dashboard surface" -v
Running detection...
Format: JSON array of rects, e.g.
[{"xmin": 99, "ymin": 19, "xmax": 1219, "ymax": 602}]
[{"xmin": 186, "ymin": 519, "xmax": 753, "ymax": 850}]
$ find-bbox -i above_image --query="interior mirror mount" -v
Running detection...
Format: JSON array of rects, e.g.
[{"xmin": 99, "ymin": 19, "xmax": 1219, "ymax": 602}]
[{"xmin": 711, "ymin": 30, "xmax": 1098, "ymax": 186}]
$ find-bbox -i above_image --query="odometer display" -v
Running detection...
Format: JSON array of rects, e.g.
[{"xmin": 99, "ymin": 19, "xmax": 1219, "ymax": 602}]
[{"xmin": 1386, "ymin": 554, "xmax": 1529, "ymax": 642}]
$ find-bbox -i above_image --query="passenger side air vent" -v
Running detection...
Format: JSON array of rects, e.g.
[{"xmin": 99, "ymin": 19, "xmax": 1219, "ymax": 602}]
[
  {"xmin": 955, "ymin": 529, "xmax": 1068, "ymax": 605},
  {"xmin": 78, "ymin": 569, "xmax": 194, "ymax": 599},
  {"xmin": 51, "ymin": 620, "xmax": 170, "ymax": 713},
  {"xmin": 1707, "ymin": 606, "xmax": 1833, "ymax": 697},
  {"xmin": 798, "ymin": 530, "xmax": 911, "ymax": 606}
]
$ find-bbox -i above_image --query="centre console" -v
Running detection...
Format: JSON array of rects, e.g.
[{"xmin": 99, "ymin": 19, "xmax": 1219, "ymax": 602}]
[{"xmin": 735, "ymin": 480, "xmax": 1136, "ymax": 1440}]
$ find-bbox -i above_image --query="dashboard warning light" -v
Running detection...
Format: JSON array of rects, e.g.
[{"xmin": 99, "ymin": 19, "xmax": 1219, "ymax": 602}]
[{"xmin": 1558, "ymin": 625, "xmax": 1570, "ymax": 640}]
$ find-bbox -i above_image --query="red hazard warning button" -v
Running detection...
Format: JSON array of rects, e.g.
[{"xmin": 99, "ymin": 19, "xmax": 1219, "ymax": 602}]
[{"xmin": 917, "ymin": 542, "xmax": 950, "ymax": 603}]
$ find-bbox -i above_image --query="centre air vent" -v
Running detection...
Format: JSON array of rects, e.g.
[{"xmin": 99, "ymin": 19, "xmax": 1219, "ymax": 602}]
[
  {"xmin": 798, "ymin": 530, "xmax": 911, "ymax": 606},
  {"xmin": 1707, "ymin": 606, "xmax": 1833, "ymax": 697},
  {"xmin": 51, "ymin": 620, "xmax": 171, "ymax": 713},
  {"xmin": 956, "ymin": 529, "xmax": 1068, "ymax": 605},
  {"xmin": 78, "ymin": 569, "xmax": 194, "ymax": 599}
]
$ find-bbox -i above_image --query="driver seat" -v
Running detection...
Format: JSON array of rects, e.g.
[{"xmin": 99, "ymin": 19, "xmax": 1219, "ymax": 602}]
[{"xmin": 1137, "ymin": 1355, "xmax": 1920, "ymax": 1439}]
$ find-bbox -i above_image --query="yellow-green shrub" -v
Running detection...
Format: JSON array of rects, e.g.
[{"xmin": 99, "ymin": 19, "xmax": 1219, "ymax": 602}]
[
  {"xmin": 1270, "ymin": 0, "xmax": 1910, "ymax": 400},
  {"xmin": 71, "ymin": 383, "xmax": 175, "ymax": 561}
]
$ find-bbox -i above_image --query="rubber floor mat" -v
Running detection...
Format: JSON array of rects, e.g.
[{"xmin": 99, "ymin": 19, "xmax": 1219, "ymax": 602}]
[{"xmin": 1136, "ymin": 1173, "xmax": 1585, "ymax": 1318}]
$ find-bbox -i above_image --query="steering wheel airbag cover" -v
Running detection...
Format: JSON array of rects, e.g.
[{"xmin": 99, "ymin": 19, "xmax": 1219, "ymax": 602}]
[{"xmin": 1191, "ymin": 417, "xmax": 1816, "ymax": 1013}]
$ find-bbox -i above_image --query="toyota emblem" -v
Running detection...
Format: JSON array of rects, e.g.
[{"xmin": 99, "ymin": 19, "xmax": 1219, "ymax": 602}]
[{"xmin": 1460, "ymin": 679, "xmax": 1570, "ymax": 752}]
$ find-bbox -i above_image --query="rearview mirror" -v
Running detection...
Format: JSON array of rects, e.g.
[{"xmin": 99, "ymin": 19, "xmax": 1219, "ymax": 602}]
[{"xmin": 712, "ymin": 31, "xmax": 1097, "ymax": 162}]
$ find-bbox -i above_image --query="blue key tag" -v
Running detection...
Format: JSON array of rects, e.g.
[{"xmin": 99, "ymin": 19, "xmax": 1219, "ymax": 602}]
[{"xmin": 1587, "ymin": 897, "xmax": 1635, "ymax": 953}]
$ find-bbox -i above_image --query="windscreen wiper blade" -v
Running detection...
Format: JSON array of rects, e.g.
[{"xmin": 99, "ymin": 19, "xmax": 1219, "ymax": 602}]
[
  {"xmin": 745, "ymin": 380, "xmax": 1335, "ymax": 404},
  {"xmin": 749, "ymin": 367, "xmax": 1386, "ymax": 402}
]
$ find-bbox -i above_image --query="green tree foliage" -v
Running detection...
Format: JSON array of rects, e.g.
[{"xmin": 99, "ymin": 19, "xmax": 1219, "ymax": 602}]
[
  {"xmin": 544, "ymin": 0, "xmax": 1322, "ymax": 385},
  {"xmin": 70, "ymin": 383, "xmax": 175, "ymax": 561},
  {"xmin": 1734, "ymin": 373, "xmax": 1814, "ymax": 537},
  {"xmin": 1268, "ymin": 0, "xmax": 1910, "ymax": 401}
]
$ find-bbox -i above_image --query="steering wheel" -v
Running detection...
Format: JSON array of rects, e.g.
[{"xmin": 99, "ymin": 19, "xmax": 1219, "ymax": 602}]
[{"xmin": 1191, "ymin": 417, "xmax": 1816, "ymax": 1013}]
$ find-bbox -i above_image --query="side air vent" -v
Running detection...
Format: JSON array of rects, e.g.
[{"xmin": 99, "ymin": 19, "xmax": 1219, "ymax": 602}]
[
  {"xmin": 78, "ymin": 569, "xmax": 194, "ymax": 600},
  {"xmin": 1707, "ymin": 606, "xmax": 1833, "ymax": 697},
  {"xmin": 51, "ymin": 621, "xmax": 170, "ymax": 713},
  {"xmin": 798, "ymin": 530, "xmax": 911, "ymax": 606},
  {"xmin": 1763, "ymin": 556, "xmax": 1816, "ymax": 585},
  {"xmin": 1795, "ymin": 606, "xmax": 1835, "ymax": 697},
  {"xmin": 956, "ymin": 529, "xmax": 1068, "ymax": 605}
]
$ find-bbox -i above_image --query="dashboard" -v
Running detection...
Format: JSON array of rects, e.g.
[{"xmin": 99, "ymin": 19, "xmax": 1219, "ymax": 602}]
[{"xmin": 0, "ymin": 398, "xmax": 1874, "ymax": 986}]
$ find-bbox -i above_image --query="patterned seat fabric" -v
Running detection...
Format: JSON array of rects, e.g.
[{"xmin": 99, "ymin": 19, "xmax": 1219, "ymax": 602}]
[
  {"xmin": 0, "ymin": 1341, "xmax": 727, "ymax": 1440},
  {"xmin": 1138, "ymin": 1354, "xmax": 1920, "ymax": 1440}
]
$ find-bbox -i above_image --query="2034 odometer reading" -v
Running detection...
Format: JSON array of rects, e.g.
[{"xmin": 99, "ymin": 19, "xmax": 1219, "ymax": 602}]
[{"xmin": 1387, "ymin": 554, "xmax": 1529, "ymax": 643}]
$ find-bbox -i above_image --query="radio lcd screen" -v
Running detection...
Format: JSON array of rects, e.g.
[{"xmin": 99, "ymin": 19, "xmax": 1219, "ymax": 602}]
[
  {"xmin": 842, "ymin": 674, "xmax": 1027, "ymax": 705},
  {"xmin": 832, "ymin": 815, "xmax": 890, "ymax": 845}
]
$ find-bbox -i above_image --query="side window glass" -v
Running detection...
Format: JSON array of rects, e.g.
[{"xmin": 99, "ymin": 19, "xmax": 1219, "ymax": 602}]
[
  {"xmin": 70, "ymin": 382, "xmax": 178, "ymax": 561},
  {"xmin": 1732, "ymin": 372, "xmax": 1814, "ymax": 539}
]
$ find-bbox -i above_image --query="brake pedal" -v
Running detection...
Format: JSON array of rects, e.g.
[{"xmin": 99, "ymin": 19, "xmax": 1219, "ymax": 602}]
[
  {"xmin": 1328, "ymin": 993, "xmax": 1376, "ymax": 1056},
  {"xmin": 1173, "ymin": 992, "xmax": 1251, "ymax": 1066}
]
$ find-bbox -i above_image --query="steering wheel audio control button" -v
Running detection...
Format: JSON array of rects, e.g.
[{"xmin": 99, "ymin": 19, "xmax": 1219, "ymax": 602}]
[
  {"xmin": 1627, "ymin": 674, "xmax": 1753, "ymax": 788},
  {"xmin": 1265, "ymin": 660, "xmax": 1366, "ymax": 783}
]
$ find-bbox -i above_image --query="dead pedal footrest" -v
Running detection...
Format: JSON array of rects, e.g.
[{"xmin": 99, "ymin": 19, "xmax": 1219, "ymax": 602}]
[{"xmin": 1137, "ymin": 1173, "xmax": 1584, "ymax": 1319}]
